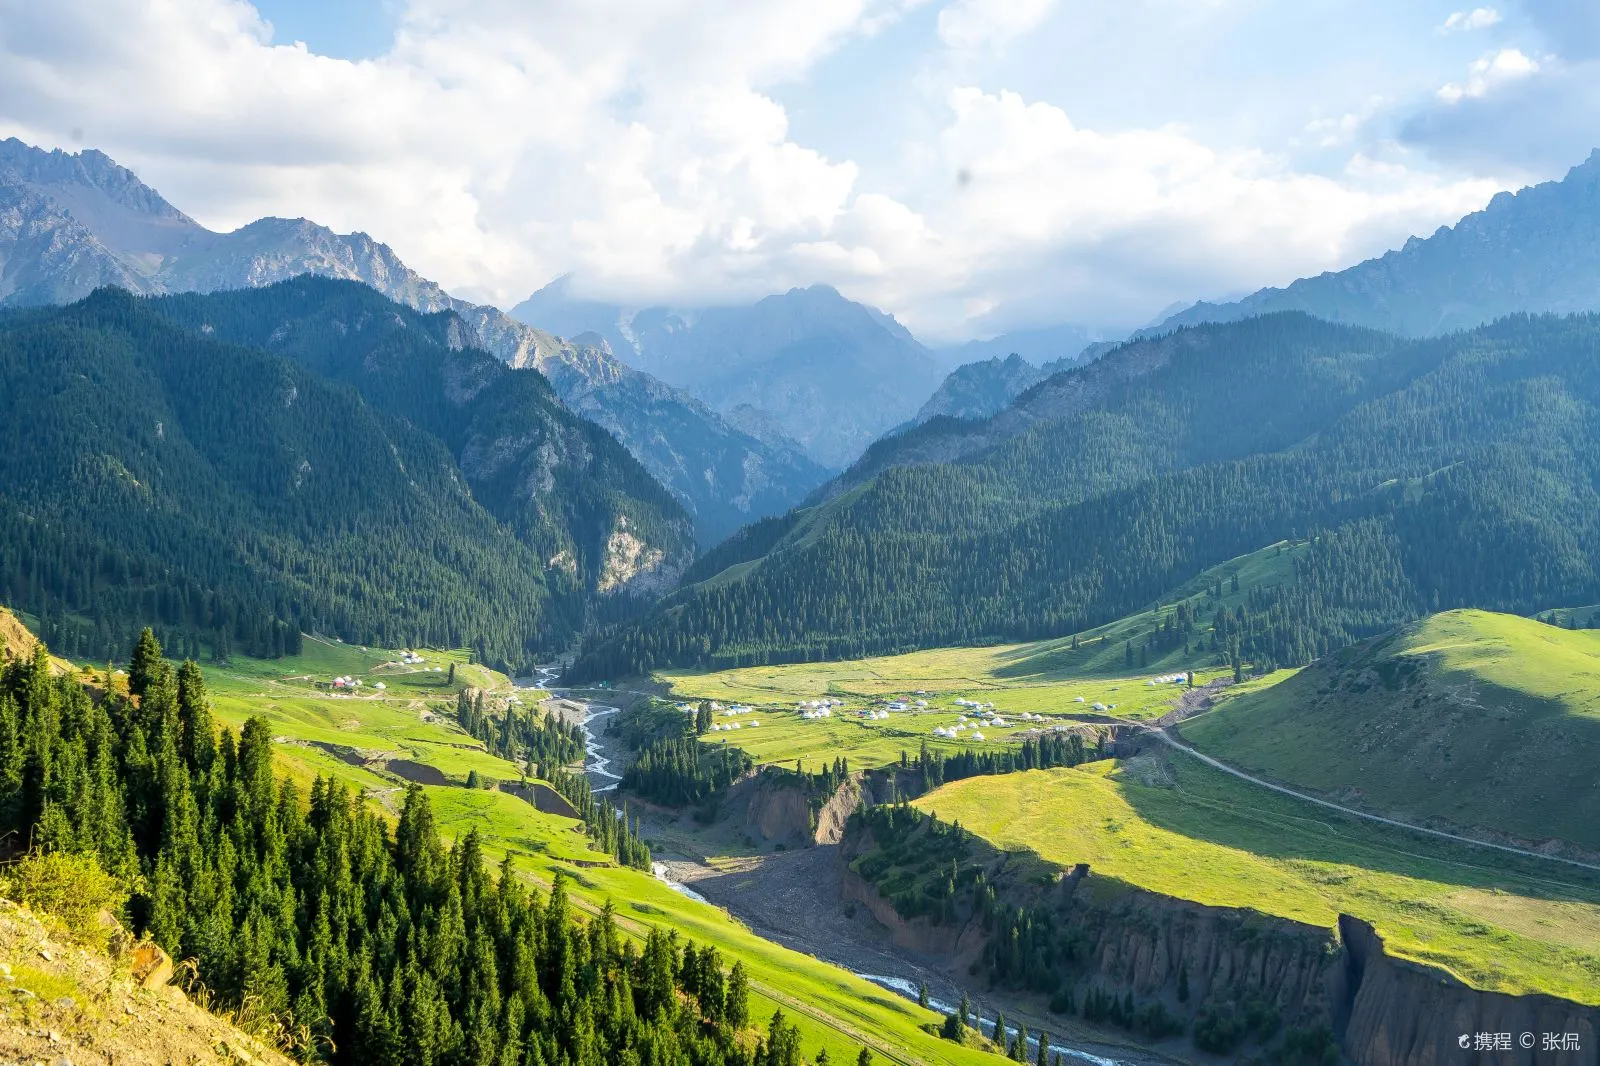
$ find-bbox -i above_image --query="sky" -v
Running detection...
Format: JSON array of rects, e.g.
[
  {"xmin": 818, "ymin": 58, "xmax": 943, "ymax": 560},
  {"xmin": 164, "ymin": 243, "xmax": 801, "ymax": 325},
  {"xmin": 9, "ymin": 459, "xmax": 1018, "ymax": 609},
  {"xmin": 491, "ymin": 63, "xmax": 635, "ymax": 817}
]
[{"xmin": 1, "ymin": 0, "xmax": 1597, "ymax": 341}]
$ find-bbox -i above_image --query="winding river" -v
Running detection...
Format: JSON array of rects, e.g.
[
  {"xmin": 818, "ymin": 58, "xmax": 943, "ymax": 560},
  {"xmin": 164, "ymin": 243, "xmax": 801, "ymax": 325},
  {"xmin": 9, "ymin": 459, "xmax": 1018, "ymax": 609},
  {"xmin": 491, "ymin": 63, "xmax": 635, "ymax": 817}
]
[{"xmin": 522, "ymin": 666, "xmax": 1163, "ymax": 1066}]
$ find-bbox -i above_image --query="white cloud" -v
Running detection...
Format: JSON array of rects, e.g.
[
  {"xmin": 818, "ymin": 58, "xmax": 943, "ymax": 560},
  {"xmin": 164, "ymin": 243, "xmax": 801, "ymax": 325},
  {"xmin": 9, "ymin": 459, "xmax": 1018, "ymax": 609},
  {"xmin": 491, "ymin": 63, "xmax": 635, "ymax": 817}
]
[
  {"xmin": 936, "ymin": 0, "xmax": 1057, "ymax": 50},
  {"xmin": 1437, "ymin": 47, "xmax": 1541, "ymax": 102},
  {"xmin": 0, "ymin": 0, "xmax": 1527, "ymax": 338},
  {"xmin": 849, "ymin": 88, "xmax": 1501, "ymax": 337},
  {"xmin": 1440, "ymin": 8, "xmax": 1502, "ymax": 33}
]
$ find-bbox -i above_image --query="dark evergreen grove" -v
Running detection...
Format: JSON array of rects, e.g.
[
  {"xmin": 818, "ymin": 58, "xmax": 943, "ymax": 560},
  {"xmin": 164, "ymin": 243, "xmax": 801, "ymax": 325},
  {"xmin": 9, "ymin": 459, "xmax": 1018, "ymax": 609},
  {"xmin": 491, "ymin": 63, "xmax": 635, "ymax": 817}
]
[
  {"xmin": 0, "ymin": 282, "xmax": 692, "ymax": 671},
  {"xmin": 0, "ymin": 630, "xmax": 846, "ymax": 1065},
  {"xmin": 572, "ymin": 312, "xmax": 1600, "ymax": 679}
]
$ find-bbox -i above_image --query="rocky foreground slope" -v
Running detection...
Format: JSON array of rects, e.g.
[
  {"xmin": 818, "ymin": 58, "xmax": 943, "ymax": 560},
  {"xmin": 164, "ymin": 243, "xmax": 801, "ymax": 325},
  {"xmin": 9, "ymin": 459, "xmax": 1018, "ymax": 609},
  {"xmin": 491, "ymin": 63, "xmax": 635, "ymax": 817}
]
[{"xmin": 0, "ymin": 897, "xmax": 293, "ymax": 1066}]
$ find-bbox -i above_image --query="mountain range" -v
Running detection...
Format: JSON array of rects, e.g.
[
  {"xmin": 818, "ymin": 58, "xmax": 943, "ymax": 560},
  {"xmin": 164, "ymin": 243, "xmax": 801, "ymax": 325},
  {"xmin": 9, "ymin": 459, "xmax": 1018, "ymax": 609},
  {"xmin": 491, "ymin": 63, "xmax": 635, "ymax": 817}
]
[
  {"xmin": 1153, "ymin": 148, "xmax": 1600, "ymax": 337},
  {"xmin": 512, "ymin": 278, "xmax": 946, "ymax": 469},
  {"xmin": 0, "ymin": 137, "xmax": 825, "ymax": 544}
]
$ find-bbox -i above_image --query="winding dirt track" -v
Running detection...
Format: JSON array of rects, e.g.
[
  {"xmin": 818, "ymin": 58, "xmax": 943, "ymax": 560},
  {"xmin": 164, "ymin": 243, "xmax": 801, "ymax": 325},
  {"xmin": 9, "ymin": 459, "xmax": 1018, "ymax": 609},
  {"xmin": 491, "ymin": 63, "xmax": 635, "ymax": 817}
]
[{"xmin": 1140, "ymin": 725, "xmax": 1600, "ymax": 876}]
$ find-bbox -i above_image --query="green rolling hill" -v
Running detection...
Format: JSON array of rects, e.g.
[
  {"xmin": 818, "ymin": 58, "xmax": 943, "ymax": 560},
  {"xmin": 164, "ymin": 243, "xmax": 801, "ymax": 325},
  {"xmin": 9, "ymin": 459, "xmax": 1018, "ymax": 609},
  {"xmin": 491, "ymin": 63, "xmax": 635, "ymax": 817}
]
[{"xmin": 1183, "ymin": 609, "xmax": 1600, "ymax": 853}]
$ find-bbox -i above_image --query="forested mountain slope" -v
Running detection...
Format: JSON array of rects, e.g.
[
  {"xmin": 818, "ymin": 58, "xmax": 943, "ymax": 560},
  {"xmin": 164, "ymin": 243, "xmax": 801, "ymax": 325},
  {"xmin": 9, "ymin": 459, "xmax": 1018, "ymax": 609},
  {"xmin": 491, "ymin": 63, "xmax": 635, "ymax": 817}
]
[
  {"xmin": 572, "ymin": 312, "xmax": 1600, "ymax": 677},
  {"xmin": 813, "ymin": 315, "xmax": 1396, "ymax": 499},
  {"xmin": 0, "ymin": 289, "xmax": 594, "ymax": 665},
  {"xmin": 150, "ymin": 277, "xmax": 694, "ymax": 606},
  {"xmin": 0, "ymin": 137, "xmax": 825, "ymax": 544}
]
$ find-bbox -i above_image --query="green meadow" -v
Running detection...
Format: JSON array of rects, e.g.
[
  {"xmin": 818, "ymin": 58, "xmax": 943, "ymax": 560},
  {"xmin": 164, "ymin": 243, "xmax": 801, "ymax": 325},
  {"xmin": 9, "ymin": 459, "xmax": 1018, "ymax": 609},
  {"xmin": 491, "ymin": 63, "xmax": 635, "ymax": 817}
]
[
  {"xmin": 654, "ymin": 542, "xmax": 1318, "ymax": 769},
  {"xmin": 916, "ymin": 759, "xmax": 1600, "ymax": 1005},
  {"xmin": 1183, "ymin": 609, "xmax": 1600, "ymax": 853}
]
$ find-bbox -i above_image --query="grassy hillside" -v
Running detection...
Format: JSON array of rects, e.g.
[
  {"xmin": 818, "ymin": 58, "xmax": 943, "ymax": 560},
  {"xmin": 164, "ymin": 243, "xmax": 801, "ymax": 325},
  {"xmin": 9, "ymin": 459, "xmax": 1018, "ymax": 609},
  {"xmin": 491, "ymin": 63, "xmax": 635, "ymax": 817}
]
[
  {"xmin": 915, "ymin": 760, "xmax": 1600, "ymax": 1005},
  {"xmin": 1183, "ymin": 609, "xmax": 1600, "ymax": 853},
  {"xmin": 655, "ymin": 543, "xmax": 1317, "ymax": 768}
]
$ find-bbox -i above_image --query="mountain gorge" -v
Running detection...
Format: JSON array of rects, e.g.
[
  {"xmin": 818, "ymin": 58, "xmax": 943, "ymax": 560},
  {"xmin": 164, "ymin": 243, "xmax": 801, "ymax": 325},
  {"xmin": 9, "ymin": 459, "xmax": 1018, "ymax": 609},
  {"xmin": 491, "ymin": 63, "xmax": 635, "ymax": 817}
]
[
  {"xmin": 514, "ymin": 278, "xmax": 946, "ymax": 469},
  {"xmin": 0, "ymin": 138, "xmax": 824, "ymax": 544}
]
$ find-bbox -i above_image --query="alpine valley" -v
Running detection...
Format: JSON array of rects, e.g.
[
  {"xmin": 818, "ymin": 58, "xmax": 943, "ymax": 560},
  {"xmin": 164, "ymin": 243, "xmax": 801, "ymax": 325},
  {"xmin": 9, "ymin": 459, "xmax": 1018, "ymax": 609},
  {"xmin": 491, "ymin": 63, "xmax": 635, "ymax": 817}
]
[{"xmin": 4, "ymin": 126, "xmax": 1600, "ymax": 1066}]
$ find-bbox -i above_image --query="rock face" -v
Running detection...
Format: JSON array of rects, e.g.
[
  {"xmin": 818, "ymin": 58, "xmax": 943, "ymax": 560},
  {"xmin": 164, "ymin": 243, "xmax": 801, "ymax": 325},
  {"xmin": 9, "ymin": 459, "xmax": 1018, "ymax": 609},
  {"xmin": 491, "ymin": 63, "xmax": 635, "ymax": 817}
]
[
  {"xmin": 1155, "ymin": 148, "xmax": 1600, "ymax": 338},
  {"xmin": 906, "ymin": 353, "xmax": 1049, "ymax": 426},
  {"xmin": 0, "ymin": 137, "xmax": 824, "ymax": 545},
  {"xmin": 842, "ymin": 816, "xmax": 1600, "ymax": 1065},
  {"xmin": 514, "ymin": 277, "xmax": 945, "ymax": 470},
  {"xmin": 1337, "ymin": 916, "xmax": 1600, "ymax": 1066},
  {"xmin": 722, "ymin": 769, "xmax": 864, "ymax": 848}
]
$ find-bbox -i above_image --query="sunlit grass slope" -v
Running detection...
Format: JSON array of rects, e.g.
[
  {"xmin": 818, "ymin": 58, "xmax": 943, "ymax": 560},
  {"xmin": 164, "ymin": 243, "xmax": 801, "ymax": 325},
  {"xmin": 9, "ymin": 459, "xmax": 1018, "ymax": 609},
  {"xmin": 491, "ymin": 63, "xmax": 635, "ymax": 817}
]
[
  {"xmin": 654, "ymin": 544, "xmax": 1311, "ymax": 768},
  {"xmin": 916, "ymin": 760, "xmax": 1600, "ymax": 1004},
  {"xmin": 1183, "ymin": 609, "xmax": 1600, "ymax": 852},
  {"xmin": 195, "ymin": 640, "xmax": 1005, "ymax": 1066}
]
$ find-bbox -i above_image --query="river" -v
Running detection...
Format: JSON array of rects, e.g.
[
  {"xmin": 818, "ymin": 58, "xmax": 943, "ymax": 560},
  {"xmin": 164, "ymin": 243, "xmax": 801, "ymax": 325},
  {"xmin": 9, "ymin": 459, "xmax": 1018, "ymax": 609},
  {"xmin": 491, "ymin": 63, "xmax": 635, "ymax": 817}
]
[{"xmin": 522, "ymin": 666, "xmax": 1168, "ymax": 1066}]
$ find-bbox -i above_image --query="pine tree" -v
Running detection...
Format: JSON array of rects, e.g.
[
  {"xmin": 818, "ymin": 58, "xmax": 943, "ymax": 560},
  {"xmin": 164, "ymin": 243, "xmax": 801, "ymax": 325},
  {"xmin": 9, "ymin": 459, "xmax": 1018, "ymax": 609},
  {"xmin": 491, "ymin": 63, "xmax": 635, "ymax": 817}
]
[
  {"xmin": 727, "ymin": 960, "xmax": 750, "ymax": 1029},
  {"xmin": 129, "ymin": 627, "xmax": 163, "ymax": 699}
]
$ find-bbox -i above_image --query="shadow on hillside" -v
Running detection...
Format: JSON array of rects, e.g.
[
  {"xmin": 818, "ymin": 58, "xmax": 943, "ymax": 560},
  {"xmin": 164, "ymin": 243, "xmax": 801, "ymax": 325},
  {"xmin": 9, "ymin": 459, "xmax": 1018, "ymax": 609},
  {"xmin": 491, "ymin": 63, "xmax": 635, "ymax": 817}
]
[{"xmin": 1116, "ymin": 753, "xmax": 1600, "ymax": 907}]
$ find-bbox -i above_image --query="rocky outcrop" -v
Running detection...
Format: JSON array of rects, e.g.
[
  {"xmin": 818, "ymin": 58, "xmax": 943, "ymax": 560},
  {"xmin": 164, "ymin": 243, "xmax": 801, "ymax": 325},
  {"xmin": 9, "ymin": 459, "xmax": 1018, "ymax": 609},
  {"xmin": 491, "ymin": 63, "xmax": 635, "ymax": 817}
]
[
  {"xmin": 0, "ymin": 897, "xmax": 295, "ymax": 1066},
  {"xmin": 1337, "ymin": 916, "xmax": 1600, "ymax": 1066},
  {"xmin": 743, "ymin": 779, "xmax": 814, "ymax": 847},
  {"xmin": 720, "ymin": 769, "xmax": 865, "ymax": 847},
  {"xmin": 812, "ymin": 777, "xmax": 864, "ymax": 844}
]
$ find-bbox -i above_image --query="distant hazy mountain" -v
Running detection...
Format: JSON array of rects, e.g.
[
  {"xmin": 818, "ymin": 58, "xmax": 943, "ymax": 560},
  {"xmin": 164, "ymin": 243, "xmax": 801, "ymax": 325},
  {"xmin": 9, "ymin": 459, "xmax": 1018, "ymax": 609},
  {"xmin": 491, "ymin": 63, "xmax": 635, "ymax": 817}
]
[
  {"xmin": 1153, "ymin": 149, "xmax": 1600, "ymax": 336},
  {"xmin": 933, "ymin": 322, "xmax": 1102, "ymax": 368},
  {"xmin": 0, "ymin": 138, "xmax": 825, "ymax": 545},
  {"xmin": 905, "ymin": 336, "xmax": 1109, "ymax": 429},
  {"xmin": 513, "ymin": 278, "xmax": 945, "ymax": 469}
]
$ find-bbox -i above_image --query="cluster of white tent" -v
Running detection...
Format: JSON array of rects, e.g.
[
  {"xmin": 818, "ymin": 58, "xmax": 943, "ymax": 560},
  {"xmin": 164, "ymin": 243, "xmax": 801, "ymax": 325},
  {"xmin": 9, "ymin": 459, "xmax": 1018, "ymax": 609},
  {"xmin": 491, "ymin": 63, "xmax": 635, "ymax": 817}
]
[
  {"xmin": 1147, "ymin": 673, "xmax": 1189, "ymax": 686},
  {"xmin": 709, "ymin": 720, "xmax": 759, "ymax": 732},
  {"xmin": 331, "ymin": 675, "xmax": 363, "ymax": 690},
  {"xmin": 859, "ymin": 709, "xmax": 891, "ymax": 720},
  {"xmin": 933, "ymin": 723, "xmax": 985, "ymax": 741},
  {"xmin": 398, "ymin": 651, "xmax": 427, "ymax": 665},
  {"xmin": 800, "ymin": 707, "xmax": 833, "ymax": 720}
]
